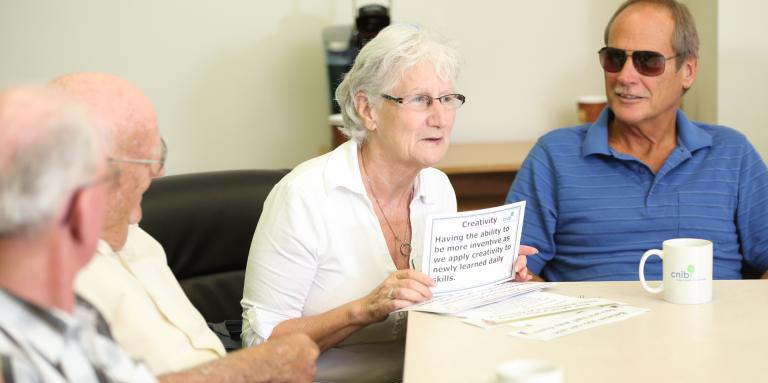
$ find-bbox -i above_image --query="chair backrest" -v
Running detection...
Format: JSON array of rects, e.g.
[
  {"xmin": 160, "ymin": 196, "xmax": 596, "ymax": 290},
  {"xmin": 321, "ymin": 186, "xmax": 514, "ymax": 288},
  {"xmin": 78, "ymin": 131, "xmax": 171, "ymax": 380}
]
[
  {"xmin": 742, "ymin": 261, "xmax": 762, "ymax": 279},
  {"xmin": 139, "ymin": 169, "xmax": 289, "ymax": 323}
]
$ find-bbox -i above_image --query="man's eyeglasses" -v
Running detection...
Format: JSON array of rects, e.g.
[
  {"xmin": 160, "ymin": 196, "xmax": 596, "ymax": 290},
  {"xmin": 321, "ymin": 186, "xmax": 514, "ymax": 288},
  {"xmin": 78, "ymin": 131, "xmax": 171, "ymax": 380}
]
[
  {"xmin": 108, "ymin": 138, "xmax": 167, "ymax": 176},
  {"xmin": 381, "ymin": 93, "xmax": 466, "ymax": 111},
  {"xmin": 598, "ymin": 47, "xmax": 679, "ymax": 77}
]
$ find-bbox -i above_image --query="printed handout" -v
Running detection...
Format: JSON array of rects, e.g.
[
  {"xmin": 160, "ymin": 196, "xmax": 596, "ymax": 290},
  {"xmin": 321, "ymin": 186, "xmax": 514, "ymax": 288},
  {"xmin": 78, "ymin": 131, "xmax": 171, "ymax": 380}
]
[
  {"xmin": 400, "ymin": 281, "xmax": 548, "ymax": 315},
  {"xmin": 420, "ymin": 201, "xmax": 526, "ymax": 294},
  {"xmin": 459, "ymin": 291, "xmax": 649, "ymax": 341}
]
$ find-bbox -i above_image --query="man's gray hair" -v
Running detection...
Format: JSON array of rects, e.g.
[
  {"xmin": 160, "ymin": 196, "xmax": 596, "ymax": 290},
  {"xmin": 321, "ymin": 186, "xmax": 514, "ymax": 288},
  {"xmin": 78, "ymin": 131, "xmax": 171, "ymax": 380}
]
[
  {"xmin": 604, "ymin": 0, "xmax": 699, "ymax": 70},
  {"xmin": 335, "ymin": 24, "xmax": 461, "ymax": 142},
  {"xmin": 0, "ymin": 87, "xmax": 100, "ymax": 235}
]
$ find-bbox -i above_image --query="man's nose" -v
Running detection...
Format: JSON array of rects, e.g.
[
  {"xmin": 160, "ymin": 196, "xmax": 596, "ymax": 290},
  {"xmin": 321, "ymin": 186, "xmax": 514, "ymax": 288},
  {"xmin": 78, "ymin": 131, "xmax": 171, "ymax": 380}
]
[{"xmin": 615, "ymin": 56, "xmax": 641, "ymax": 84}]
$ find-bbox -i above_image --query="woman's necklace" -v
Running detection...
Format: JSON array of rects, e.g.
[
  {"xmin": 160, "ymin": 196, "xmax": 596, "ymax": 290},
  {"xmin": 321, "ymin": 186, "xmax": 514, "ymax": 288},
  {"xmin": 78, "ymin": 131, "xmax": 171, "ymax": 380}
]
[{"xmin": 360, "ymin": 149, "xmax": 413, "ymax": 257}]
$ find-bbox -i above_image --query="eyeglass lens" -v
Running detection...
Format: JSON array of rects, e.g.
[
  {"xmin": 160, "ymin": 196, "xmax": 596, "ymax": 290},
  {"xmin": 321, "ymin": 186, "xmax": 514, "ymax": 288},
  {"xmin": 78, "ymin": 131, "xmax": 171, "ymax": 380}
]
[
  {"xmin": 409, "ymin": 94, "xmax": 465, "ymax": 109},
  {"xmin": 599, "ymin": 47, "xmax": 668, "ymax": 77}
]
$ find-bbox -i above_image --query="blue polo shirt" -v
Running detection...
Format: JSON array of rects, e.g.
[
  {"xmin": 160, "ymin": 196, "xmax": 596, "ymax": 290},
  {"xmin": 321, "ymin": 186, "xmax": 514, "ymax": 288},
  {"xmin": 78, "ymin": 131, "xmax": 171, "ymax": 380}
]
[{"xmin": 506, "ymin": 108, "xmax": 768, "ymax": 281}]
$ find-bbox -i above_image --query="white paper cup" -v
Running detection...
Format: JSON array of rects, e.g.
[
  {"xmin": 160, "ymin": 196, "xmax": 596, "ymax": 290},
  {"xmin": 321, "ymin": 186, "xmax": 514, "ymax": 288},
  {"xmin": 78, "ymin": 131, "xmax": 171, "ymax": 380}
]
[
  {"xmin": 496, "ymin": 360, "xmax": 562, "ymax": 383},
  {"xmin": 577, "ymin": 94, "xmax": 607, "ymax": 124}
]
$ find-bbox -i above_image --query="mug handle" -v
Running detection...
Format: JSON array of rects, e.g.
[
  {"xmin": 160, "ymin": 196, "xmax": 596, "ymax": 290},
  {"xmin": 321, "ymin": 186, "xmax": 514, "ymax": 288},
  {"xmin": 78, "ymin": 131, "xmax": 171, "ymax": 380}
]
[{"xmin": 639, "ymin": 249, "xmax": 664, "ymax": 294}]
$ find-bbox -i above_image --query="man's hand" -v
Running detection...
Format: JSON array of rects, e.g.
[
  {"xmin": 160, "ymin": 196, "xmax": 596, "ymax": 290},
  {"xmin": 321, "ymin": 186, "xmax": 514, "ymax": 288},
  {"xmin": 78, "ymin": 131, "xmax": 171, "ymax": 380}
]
[{"xmin": 258, "ymin": 333, "xmax": 319, "ymax": 383}]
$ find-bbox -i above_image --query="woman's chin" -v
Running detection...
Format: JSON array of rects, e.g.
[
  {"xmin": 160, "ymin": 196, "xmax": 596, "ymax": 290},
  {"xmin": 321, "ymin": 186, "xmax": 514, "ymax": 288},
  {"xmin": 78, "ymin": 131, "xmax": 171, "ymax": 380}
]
[{"xmin": 415, "ymin": 142, "xmax": 449, "ymax": 167}]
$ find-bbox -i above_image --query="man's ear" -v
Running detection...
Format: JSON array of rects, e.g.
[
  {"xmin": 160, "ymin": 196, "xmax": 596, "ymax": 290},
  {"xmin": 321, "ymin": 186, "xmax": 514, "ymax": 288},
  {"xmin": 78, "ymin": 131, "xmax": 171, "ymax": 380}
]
[
  {"xmin": 62, "ymin": 187, "xmax": 103, "ymax": 249},
  {"xmin": 354, "ymin": 91, "xmax": 377, "ymax": 132},
  {"xmin": 681, "ymin": 56, "xmax": 698, "ymax": 91},
  {"xmin": 59, "ymin": 190, "xmax": 85, "ymax": 242}
]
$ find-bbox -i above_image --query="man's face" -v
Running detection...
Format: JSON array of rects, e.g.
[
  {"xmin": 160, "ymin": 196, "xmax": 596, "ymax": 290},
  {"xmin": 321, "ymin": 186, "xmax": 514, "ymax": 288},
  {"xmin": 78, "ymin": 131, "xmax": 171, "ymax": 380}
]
[
  {"xmin": 604, "ymin": 3, "xmax": 696, "ymax": 128},
  {"xmin": 103, "ymin": 123, "xmax": 163, "ymax": 250}
]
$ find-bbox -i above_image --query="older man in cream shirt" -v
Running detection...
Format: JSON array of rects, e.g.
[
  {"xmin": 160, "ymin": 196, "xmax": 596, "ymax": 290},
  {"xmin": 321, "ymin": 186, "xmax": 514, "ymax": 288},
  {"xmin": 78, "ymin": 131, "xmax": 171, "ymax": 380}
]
[
  {"xmin": 60, "ymin": 72, "xmax": 318, "ymax": 383},
  {"xmin": 81, "ymin": 224, "xmax": 225, "ymax": 372}
]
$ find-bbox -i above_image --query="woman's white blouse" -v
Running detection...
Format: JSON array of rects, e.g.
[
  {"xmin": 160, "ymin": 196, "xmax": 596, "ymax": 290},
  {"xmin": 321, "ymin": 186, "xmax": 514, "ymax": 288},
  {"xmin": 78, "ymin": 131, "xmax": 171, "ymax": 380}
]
[{"xmin": 241, "ymin": 140, "xmax": 456, "ymax": 381}]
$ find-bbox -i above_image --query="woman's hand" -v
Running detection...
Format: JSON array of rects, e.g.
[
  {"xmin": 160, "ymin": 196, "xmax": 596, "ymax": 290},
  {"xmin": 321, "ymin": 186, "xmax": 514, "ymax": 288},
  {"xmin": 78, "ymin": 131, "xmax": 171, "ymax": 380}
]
[
  {"xmin": 352, "ymin": 269, "xmax": 435, "ymax": 325},
  {"xmin": 513, "ymin": 245, "xmax": 539, "ymax": 282}
]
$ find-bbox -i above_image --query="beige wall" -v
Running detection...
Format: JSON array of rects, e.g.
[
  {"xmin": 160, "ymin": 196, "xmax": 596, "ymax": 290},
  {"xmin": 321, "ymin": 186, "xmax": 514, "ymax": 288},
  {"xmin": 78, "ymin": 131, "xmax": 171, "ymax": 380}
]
[
  {"xmin": 717, "ymin": 0, "xmax": 768, "ymax": 160},
  {"xmin": 389, "ymin": 1, "xmax": 622, "ymax": 143},
  {"xmin": 0, "ymin": 0, "xmax": 623, "ymax": 174},
  {"xmin": 3, "ymin": 1, "xmax": 764, "ymax": 173},
  {"xmin": 0, "ymin": 1, "xmax": 341, "ymax": 174},
  {"xmin": 682, "ymin": 0, "xmax": 718, "ymax": 124}
]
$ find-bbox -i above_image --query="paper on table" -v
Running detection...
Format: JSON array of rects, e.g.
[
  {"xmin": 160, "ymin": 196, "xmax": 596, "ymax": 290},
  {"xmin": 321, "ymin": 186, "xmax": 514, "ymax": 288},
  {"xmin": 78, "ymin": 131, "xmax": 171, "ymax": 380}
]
[
  {"xmin": 507, "ymin": 305, "xmax": 649, "ymax": 341},
  {"xmin": 463, "ymin": 291, "xmax": 626, "ymax": 324},
  {"xmin": 399, "ymin": 281, "xmax": 548, "ymax": 315},
  {"xmin": 459, "ymin": 291, "xmax": 627, "ymax": 328},
  {"xmin": 420, "ymin": 202, "xmax": 526, "ymax": 294}
]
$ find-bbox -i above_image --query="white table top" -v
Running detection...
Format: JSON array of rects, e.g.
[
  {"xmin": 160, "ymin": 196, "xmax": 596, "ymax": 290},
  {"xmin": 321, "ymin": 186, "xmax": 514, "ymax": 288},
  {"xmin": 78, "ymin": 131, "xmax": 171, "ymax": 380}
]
[{"xmin": 403, "ymin": 280, "xmax": 768, "ymax": 383}]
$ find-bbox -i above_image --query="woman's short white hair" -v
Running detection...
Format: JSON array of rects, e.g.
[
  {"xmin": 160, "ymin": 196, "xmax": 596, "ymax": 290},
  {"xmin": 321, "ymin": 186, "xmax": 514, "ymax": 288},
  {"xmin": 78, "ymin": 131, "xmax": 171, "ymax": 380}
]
[
  {"xmin": 335, "ymin": 24, "xmax": 461, "ymax": 142},
  {"xmin": 0, "ymin": 88, "xmax": 100, "ymax": 235}
]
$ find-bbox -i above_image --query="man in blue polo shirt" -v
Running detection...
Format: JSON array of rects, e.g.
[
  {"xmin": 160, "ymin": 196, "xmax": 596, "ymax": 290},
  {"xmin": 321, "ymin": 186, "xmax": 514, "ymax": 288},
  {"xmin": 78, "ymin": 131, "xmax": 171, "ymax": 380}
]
[{"xmin": 506, "ymin": 0, "xmax": 768, "ymax": 281}]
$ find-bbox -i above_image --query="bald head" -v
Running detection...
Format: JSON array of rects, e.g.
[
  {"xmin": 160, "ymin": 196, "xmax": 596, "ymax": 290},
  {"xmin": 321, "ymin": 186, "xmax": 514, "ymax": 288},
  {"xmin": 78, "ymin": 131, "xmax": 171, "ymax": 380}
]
[
  {"xmin": 52, "ymin": 73, "xmax": 162, "ymax": 251},
  {"xmin": 0, "ymin": 86, "xmax": 102, "ymax": 234},
  {"xmin": 51, "ymin": 72, "xmax": 158, "ymax": 157}
]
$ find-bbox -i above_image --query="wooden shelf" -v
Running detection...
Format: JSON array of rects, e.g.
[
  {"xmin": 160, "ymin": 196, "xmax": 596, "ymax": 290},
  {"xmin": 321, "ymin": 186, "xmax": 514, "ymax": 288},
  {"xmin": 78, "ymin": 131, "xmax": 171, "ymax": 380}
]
[{"xmin": 435, "ymin": 141, "xmax": 535, "ymax": 211}]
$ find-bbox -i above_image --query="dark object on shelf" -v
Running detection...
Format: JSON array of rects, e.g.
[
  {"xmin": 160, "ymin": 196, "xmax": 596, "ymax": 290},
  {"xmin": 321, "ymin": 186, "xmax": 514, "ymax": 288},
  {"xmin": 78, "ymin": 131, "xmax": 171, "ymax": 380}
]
[
  {"xmin": 322, "ymin": 2, "xmax": 391, "ymax": 114},
  {"xmin": 350, "ymin": 3, "xmax": 391, "ymax": 53}
]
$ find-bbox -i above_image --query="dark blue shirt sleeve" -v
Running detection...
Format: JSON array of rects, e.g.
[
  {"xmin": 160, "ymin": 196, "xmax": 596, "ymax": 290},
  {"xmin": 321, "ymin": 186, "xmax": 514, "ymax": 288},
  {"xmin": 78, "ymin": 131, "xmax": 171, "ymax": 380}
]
[{"xmin": 505, "ymin": 141, "xmax": 558, "ymax": 275}]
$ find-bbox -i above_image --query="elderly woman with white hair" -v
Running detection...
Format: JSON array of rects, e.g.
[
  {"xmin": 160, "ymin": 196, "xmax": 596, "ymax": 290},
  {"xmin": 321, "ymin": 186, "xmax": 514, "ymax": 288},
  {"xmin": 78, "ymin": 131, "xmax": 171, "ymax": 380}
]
[{"xmin": 241, "ymin": 24, "xmax": 536, "ymax": 382}]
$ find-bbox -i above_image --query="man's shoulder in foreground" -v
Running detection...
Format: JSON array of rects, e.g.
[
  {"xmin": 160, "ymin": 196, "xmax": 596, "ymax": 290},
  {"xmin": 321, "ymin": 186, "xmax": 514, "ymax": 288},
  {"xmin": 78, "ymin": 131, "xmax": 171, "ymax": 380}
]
[{"xmin": 0, "ymin": 289, "xmax": 155, "ymax": 383}]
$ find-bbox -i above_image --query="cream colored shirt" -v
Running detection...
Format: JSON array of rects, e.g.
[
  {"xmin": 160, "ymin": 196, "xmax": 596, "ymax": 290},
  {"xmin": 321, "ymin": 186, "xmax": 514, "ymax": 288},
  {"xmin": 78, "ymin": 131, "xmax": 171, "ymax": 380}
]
[{"xmin": 75, "ymin": 225, "xmax": 226, "ymax": 374}]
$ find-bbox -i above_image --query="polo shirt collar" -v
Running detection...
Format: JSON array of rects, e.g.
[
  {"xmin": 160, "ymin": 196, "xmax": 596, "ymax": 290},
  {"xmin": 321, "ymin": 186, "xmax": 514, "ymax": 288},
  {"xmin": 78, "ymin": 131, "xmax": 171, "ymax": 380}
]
[
  {"xmin": 675, "ymin": 109, "xmax": 712, "ymax": 152},
  {"xmin": 581, "ymin": 107, "xmax": 612, "ymax": 157},
  {"xmin": 323, "ymin": 140, "xmax": 435, "ymax": 204},
  {"xmin": 582, "ymin": 108, "xmax": 712, "ymax": 157}
]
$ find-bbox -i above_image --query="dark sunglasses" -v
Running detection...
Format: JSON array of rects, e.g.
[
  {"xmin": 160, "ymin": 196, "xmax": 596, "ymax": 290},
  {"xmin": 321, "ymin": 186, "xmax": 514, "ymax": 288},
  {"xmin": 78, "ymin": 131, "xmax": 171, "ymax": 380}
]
[{"xmin": 598, "ymin": 47, "xmax": 679, "ymax": 77}]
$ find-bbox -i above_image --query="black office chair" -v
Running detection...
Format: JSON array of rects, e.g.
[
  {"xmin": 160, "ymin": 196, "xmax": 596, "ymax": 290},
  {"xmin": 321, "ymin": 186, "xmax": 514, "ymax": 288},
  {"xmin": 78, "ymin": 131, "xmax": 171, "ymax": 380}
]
[
  {"xmin": 140, "ymin": 169, "xmax": 289, "ymax": 350},
  {"xmin": 742, "ymin": 261, "xmax": 762, "ymax": 279}
]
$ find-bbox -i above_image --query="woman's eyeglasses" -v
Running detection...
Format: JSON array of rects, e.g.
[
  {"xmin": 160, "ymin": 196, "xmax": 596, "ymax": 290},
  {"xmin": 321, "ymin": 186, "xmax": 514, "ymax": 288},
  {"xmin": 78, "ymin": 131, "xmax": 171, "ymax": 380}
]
[
  {"xmin": 381, "ymin": 93, "xmax": 466, "ymax": 111},
  {"xmin": 598, "ymin": 47, "xmax": 679, "ymax": 77}
]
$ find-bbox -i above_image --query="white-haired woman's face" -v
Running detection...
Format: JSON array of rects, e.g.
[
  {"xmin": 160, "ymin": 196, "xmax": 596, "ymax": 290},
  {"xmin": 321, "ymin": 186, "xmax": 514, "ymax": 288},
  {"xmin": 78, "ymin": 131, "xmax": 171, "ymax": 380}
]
[{"xmin": 370, "ymin": 61, "xmax": 456, "ymax": 170}]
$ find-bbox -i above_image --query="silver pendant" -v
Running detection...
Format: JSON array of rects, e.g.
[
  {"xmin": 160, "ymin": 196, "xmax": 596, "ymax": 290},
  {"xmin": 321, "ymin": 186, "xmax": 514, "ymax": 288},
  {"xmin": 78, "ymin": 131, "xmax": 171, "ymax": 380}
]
[{"xmin": 400, "ymin": 242, "xmax": 412, "ymax": 257}]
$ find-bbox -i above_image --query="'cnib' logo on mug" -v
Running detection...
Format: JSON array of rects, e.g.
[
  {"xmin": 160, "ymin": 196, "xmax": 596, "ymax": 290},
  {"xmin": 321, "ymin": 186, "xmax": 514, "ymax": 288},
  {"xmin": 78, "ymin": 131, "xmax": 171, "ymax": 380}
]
[{"xmin": 671, "ymin": 265, "xmax": 701, "ymax": 281}]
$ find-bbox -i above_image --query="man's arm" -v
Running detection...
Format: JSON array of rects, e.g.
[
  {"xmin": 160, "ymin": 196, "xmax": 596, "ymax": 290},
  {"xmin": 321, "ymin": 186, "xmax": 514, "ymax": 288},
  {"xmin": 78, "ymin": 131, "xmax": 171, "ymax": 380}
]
[
  {"xmin": 530, "ymin": 273, "xmax": 546, "ymax": 282},
  {"xmin": 158, "ymin": 333, "xmax": 318, "ymax": 383},
  {"xmin": 505, "ymin": 142, "xmax": 559, "ymax": 277},
  {"xmin": 735, "ymin": 139, "xmax": 768, "ymax": 278}
]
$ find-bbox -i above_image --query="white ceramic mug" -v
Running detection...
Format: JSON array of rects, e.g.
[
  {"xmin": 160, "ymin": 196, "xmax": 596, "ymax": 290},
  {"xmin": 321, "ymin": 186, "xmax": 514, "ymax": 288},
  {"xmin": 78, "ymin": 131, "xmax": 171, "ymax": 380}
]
[
  {"xmin": 495, "ymin": 360, "xmax": 562, "ymax": 383},
  {"xmin": 639, "ymin": 238, "xmax": 713, "ymax": 304}
]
